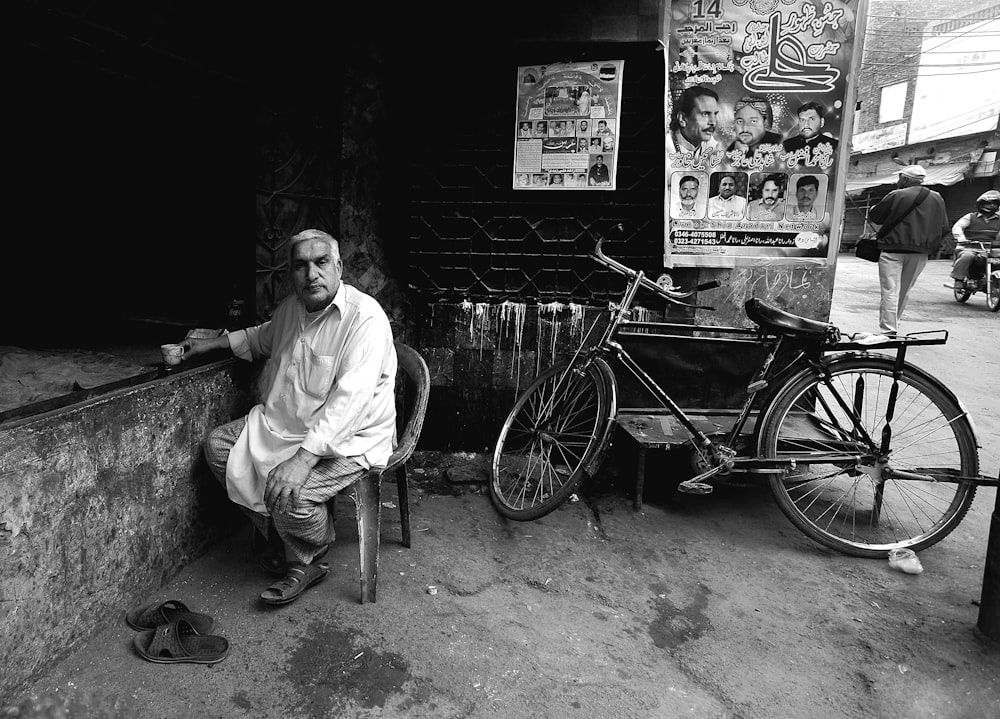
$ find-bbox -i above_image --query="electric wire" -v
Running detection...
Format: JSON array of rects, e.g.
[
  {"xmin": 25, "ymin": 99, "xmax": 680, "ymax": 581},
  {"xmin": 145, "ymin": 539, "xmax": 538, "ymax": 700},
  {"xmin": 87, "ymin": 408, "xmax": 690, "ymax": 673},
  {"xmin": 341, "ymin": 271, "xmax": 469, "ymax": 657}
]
[{"xmin": 863, "ymin": 19, "xmax": 999, "ymax": 74}]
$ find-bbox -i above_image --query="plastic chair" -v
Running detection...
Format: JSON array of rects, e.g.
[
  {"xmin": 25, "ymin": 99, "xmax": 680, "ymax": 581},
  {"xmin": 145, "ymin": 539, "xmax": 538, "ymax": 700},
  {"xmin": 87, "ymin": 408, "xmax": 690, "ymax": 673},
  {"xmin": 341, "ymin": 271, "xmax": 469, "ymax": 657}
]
[{"xmin": 345, "ymin": 342, "xmax": 430, "ymax": 603}]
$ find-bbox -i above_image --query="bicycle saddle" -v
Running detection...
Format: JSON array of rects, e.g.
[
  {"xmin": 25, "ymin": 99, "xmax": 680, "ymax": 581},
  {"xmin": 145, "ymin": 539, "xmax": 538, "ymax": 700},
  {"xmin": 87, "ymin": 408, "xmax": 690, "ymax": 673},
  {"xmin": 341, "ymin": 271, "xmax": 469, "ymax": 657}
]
[{"xmin": 744, "ymin": 298, "xmax": 833, "ymax": 338}]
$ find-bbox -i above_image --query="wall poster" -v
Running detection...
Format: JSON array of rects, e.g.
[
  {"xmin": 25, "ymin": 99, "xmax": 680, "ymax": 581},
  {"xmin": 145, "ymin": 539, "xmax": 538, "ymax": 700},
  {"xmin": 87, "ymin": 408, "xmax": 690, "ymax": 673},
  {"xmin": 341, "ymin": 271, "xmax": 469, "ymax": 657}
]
[
  {"xmin": 514, "ymin": 60, "xmax": 624, "ymax": 190},
  {"xmin": 663, "ymin": 0, "xmax": 868, "ymax": 267}
]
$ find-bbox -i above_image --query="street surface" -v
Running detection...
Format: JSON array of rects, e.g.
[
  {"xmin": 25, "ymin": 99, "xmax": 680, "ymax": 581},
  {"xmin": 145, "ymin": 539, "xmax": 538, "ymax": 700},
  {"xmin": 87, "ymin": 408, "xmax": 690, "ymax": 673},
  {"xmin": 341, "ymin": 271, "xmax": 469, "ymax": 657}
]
[
  {"xmin": 9, "ymin": 257, "xmax": 998, "ymax": 719},
  {"xmin": 828, "ymin": 255, "xmax": 998, "ymax": 478}
]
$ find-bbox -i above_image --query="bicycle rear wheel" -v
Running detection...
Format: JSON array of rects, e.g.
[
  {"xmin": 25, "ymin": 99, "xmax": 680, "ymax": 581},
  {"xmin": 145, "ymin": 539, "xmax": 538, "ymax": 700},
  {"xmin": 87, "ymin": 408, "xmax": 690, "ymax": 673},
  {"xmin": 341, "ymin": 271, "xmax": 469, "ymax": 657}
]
[
  {"xmin": 490, "ymin": 359, "xmax": 615, "ymax": 521},
  {"xmin": 758, "ymin": 356, "xmax": 979, "ymax": 558}
]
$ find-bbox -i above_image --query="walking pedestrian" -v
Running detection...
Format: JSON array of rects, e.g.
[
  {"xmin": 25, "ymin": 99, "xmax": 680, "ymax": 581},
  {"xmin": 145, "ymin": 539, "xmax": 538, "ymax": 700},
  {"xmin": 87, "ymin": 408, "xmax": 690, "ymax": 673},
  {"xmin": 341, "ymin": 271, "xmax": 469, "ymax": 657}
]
[{"xmin": 868, "ymin": 165, "xmax": 949, "ymax": 336}]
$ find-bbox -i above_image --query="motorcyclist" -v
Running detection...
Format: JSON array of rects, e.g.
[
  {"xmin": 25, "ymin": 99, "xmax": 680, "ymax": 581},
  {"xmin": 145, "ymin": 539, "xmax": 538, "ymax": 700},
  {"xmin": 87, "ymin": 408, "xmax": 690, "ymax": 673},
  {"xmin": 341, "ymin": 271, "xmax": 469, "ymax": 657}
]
[{"xmin": 950, "ymin": 189, "xmax": 1000, "ymax": 289}]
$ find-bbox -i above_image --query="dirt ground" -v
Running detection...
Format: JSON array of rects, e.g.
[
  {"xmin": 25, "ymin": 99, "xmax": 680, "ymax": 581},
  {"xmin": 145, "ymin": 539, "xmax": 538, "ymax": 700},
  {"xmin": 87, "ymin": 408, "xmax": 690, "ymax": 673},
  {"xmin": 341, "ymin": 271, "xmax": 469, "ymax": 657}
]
[{"xmin": 5, "ymin": 257, "xmax": 998, "ymax": 719}]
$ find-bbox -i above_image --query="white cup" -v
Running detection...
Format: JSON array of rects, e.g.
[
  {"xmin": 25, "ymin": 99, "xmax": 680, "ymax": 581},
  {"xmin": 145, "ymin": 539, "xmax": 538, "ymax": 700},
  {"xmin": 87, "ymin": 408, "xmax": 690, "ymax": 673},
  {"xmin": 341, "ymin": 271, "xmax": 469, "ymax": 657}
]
[{"xmin": 160, "ymin": 343, "xmax": 185, "ymax": 366}]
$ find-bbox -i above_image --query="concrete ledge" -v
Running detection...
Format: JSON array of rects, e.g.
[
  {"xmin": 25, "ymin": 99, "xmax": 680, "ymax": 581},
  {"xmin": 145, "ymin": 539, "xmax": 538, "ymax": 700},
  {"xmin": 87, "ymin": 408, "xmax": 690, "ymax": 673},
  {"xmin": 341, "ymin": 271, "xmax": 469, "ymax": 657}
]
[{"xmin": 0, "ymin": 358, "xmax": 255, "ymax": 699}]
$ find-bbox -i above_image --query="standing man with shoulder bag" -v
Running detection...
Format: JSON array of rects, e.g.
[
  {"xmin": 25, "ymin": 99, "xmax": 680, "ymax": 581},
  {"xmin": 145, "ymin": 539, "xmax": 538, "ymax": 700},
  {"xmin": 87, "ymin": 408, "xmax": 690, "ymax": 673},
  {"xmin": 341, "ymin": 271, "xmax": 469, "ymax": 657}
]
[{"xmin": 868, "ymin": 165, "xmax": 950, "ymax": 336}]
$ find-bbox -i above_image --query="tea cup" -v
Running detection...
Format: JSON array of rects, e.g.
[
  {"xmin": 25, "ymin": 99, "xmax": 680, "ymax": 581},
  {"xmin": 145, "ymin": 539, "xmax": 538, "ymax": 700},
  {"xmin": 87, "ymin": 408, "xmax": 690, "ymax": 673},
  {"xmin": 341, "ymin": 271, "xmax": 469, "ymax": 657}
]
[{"xmin": 160, "ymin": 343, "xmax": 185, "ymax": 367}]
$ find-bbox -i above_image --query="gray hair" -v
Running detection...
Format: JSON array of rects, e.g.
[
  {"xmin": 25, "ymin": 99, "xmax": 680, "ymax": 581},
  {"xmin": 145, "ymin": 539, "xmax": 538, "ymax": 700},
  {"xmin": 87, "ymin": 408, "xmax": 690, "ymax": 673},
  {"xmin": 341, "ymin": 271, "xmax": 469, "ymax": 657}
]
[{"xmin": 288, "ymin": 229, "xmax": 340, "ymax": 263}]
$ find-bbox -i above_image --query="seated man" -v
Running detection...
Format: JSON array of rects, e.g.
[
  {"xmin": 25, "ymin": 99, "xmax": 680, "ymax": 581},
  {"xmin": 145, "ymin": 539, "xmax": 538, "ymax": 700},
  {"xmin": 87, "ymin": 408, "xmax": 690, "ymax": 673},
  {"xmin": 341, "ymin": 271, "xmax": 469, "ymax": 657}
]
[
  {"xmin": 950, "ymin": 190, "xmax": 1000, "ymax": 288},
  {"xmin": 180, "ymin": 228, "xmax": 397, "ymax": 606}
]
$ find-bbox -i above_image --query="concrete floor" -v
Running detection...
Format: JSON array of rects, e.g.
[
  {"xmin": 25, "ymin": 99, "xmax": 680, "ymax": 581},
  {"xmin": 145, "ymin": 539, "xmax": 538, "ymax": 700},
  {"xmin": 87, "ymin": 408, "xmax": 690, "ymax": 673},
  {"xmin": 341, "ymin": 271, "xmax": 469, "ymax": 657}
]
[{"xmin": 5, "ymin": 257, "xmax": 998, "ymax": 719}]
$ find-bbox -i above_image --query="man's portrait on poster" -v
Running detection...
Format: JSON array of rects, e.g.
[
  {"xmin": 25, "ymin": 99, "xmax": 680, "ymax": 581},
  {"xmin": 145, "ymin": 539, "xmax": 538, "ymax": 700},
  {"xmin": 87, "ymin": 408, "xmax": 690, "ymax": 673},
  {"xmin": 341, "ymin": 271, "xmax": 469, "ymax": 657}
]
[
  {"xmin": 746, "ymin": 173, "xmax": 787, "ymax": 221},
  {"xmin": 707, "ymin": 172, "xmax": 747, "ymax": 220},
  {"xmin": 670, "ymin": 172, "xmax": 708, "ymax": 220}
]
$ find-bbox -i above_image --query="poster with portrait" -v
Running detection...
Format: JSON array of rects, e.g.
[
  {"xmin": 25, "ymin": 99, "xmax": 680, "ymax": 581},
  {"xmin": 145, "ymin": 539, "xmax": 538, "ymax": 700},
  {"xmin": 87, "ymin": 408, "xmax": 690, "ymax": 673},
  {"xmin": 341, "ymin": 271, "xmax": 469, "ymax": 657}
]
[
  {"xmin": 513, "ymin": 60, "xmax": 624, "ymax": 190},
  {"xmin": 662, "ymin": 0, "xmax": 868, "ymax": 267}
]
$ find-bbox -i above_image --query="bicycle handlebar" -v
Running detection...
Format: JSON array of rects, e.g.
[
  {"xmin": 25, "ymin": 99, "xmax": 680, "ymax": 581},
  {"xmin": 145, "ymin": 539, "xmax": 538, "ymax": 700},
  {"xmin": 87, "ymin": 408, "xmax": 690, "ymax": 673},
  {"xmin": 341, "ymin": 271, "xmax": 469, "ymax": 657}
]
[{"xmin": 592, "ymin": 236, "xmax": 718, "ymax": 307}]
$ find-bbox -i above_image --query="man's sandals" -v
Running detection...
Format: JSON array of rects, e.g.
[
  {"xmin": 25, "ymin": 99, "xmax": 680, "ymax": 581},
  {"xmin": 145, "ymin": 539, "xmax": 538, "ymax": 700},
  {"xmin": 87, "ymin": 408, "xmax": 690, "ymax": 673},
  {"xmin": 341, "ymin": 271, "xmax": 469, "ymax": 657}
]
[
  {"xmin": 260, "ymin": 562, "xmax": 330, "ymax": 605},
  {"xmin": 132, "ymin": 619, "xmax": 229, "ymax": 664}
]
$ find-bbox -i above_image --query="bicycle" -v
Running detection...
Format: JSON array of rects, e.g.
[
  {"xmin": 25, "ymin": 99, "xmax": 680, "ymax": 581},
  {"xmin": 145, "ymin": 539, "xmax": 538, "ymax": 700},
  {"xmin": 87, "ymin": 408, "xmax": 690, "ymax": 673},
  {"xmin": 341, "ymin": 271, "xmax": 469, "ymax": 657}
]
[{"xmin": 489, "ymin": 237, "xmax": 996, "ymax": 558}]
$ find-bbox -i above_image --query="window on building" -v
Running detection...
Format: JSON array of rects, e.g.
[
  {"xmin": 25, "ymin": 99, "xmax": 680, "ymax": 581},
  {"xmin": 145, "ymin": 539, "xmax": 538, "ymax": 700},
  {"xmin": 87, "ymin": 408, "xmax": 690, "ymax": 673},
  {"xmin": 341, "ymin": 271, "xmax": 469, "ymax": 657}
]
[
  {"xmin": 974, "ymin": 150, "xmax": 997, "ymax": 177},
  {"xmin": 879, "ymin": 82, "xmax": 907, "ymax": 123}
]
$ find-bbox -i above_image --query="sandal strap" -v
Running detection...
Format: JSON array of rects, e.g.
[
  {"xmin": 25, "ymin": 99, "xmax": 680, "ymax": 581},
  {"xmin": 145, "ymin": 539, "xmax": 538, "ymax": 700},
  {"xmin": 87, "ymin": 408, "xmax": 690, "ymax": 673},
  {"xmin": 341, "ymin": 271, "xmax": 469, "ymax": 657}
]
[
  {"xmin": 138, "ymin": 599, "xmax": 190, "ymax": 627},
  {"xmin": 264, "ymin": 564, "xmax": 327, "ymax": 599},
  {"xmin": 146, "ymin": 620, "xmax": 196, "ymax": 659},
  {"xmin": 268, "ymin": 567, "xmax": 307, "ymax": 595}
]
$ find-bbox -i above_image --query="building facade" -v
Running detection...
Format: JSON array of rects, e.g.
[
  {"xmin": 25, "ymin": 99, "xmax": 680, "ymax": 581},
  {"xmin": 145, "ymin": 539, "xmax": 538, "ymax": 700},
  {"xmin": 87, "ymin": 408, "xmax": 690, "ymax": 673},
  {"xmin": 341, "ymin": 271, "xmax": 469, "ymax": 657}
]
[{"xmin": 846, "ymin": 0, "xmax": 1000, "ymax": 254}]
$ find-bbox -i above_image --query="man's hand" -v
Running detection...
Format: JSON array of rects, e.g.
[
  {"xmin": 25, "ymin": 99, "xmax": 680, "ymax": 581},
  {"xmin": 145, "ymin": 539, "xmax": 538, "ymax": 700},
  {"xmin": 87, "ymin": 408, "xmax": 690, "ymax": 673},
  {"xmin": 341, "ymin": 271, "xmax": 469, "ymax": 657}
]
[
  {"xmin": 265, "ymin": 448, "xmax": 320, "ymax": 515},
  {"xmin": 181, "ymin": 335, "xmax": 229, "ymax": 360}
]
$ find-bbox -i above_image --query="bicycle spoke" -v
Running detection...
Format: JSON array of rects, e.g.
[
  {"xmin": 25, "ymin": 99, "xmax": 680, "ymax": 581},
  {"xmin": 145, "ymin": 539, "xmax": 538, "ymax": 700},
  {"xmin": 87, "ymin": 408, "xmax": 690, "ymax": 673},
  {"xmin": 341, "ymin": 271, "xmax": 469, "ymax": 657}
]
[
  {"xmin": 763, "ymin": 359, "xmax": 978, "ymax": 557},
  {"xmin": 491, "ymin": 361, "xmax": 611, "ymax": 520}
]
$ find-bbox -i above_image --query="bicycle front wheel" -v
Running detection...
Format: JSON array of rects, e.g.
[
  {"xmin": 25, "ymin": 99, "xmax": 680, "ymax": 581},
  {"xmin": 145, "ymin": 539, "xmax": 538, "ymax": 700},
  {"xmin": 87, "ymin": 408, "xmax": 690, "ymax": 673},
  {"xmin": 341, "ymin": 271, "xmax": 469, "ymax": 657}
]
[
  {"xmin": 490, "ymin": 359, "xmax": 615, "ymax": 521},
  {"xmin": 988, "ymin": 270, "xmax": 1000, "ymax": 312},
  {"xmin": 758, "ymin": 356, "xmax": 979, "ymax": 558}
]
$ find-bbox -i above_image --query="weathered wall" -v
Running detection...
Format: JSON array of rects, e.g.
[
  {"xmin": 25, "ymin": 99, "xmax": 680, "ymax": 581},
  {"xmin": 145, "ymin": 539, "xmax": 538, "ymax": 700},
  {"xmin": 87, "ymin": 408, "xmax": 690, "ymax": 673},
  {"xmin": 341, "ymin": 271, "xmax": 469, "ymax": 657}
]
[
  {"xmin": 0, "ymin": 360, "xmax": 254, "ymax": 699},
  {"xmin": 413, "ymin": 301, "xmax": 770, "ymax": 451}
]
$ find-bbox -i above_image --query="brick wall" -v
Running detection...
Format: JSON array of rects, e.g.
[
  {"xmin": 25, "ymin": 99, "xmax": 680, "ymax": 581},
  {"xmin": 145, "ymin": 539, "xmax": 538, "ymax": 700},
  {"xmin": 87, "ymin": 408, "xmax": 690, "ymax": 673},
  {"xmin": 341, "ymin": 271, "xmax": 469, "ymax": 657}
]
[{"xmin": 855, "ymin": 1, "xmax": 999, "ymax": 136}]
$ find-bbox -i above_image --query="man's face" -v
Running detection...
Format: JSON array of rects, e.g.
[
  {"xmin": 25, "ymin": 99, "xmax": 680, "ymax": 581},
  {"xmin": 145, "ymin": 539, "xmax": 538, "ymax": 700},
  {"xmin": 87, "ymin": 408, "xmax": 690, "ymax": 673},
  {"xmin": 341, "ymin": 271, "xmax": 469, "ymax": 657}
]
[
  {"xmin": 292, "ymin": 239, "xmax": 342, "ymax": 312},
  {"xmin": 798, "ymin": 109, "xmax": 824, "ymax": 139},
  {"xmin": 797, "ymin": 182, "xmax": 818, "ymax": 210},
  {"xmin": 761, "ymin": 180, "xmax": 780, "ymax": 206},
  {"xmin": 719, "ymin": 176, "xmax": 736, "ymax": 199},
  {"xmin": 734, "ymin": 104, "xmax": 767, "ymax": 146},
  {"xmin": 679, "ymin": 180, "xmax": 699, "ymax": 207},
  {"xmin": 679, "ymin": 95, "xmax": 719, "ymax": 145},
  {"xmin": 982, "ymin": 200, "xmax": 1000, "ymax": 215}
]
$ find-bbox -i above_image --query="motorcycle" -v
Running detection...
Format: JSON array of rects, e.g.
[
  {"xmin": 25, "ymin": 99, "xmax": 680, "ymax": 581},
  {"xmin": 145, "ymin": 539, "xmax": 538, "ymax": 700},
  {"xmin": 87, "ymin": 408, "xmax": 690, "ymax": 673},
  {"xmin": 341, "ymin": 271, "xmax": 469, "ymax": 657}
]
[{"xmin": 950, "ymin": 242, "xmax": 1000, "ymax": 312}]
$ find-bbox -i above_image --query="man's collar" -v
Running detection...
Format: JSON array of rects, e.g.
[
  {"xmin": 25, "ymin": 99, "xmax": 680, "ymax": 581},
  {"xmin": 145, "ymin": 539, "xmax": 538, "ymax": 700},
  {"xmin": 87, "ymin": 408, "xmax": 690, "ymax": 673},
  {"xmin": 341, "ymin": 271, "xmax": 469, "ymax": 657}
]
[
  {"xmin": 330, "ymin": 282, "xmax": 348, "ymax": 315},
  {"xmin": 673, "ymin": 130, "xmax": 700, "ymax": 153}
]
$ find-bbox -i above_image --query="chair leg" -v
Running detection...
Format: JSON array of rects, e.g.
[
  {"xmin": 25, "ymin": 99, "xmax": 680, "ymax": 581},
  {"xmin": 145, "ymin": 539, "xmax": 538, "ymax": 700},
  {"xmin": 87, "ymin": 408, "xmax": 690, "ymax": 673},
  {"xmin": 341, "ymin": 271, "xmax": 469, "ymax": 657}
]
[
  {"xmin": 353, "ymin": 471, "xmax": 381, "ymax": 604},
  {"xmin": 395, "ymin": 464, "xmax": 411, "ymax": 548}
]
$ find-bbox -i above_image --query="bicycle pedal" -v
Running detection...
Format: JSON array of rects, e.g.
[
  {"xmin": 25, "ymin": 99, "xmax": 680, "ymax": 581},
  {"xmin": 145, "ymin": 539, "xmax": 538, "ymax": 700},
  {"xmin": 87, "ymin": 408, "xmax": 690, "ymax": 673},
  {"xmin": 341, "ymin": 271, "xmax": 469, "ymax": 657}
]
[{"xmin": 677, "ymin": 480, "xmax": 713, "ymax": 495}]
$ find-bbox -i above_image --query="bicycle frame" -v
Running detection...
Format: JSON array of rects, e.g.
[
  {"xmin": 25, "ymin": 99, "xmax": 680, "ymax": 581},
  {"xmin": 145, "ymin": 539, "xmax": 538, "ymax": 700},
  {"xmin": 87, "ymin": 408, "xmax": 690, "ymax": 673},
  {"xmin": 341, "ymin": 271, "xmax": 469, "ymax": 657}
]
[{"xmin": 577, "ymin": 242, "xmax": 996, "ymax": 488}]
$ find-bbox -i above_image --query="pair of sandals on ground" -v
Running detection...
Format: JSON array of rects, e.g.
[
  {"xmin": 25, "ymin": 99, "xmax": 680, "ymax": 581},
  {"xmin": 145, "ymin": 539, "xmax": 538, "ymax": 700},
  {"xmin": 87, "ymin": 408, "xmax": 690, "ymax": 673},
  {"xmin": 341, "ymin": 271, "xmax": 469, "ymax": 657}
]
[
  {"xmin": 127, "ymin": 600, "xmax": 230, "ymax": 665},
  {"xmin": 128, "ymin": 533, "xmax": 329, "ymax": 664}
]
